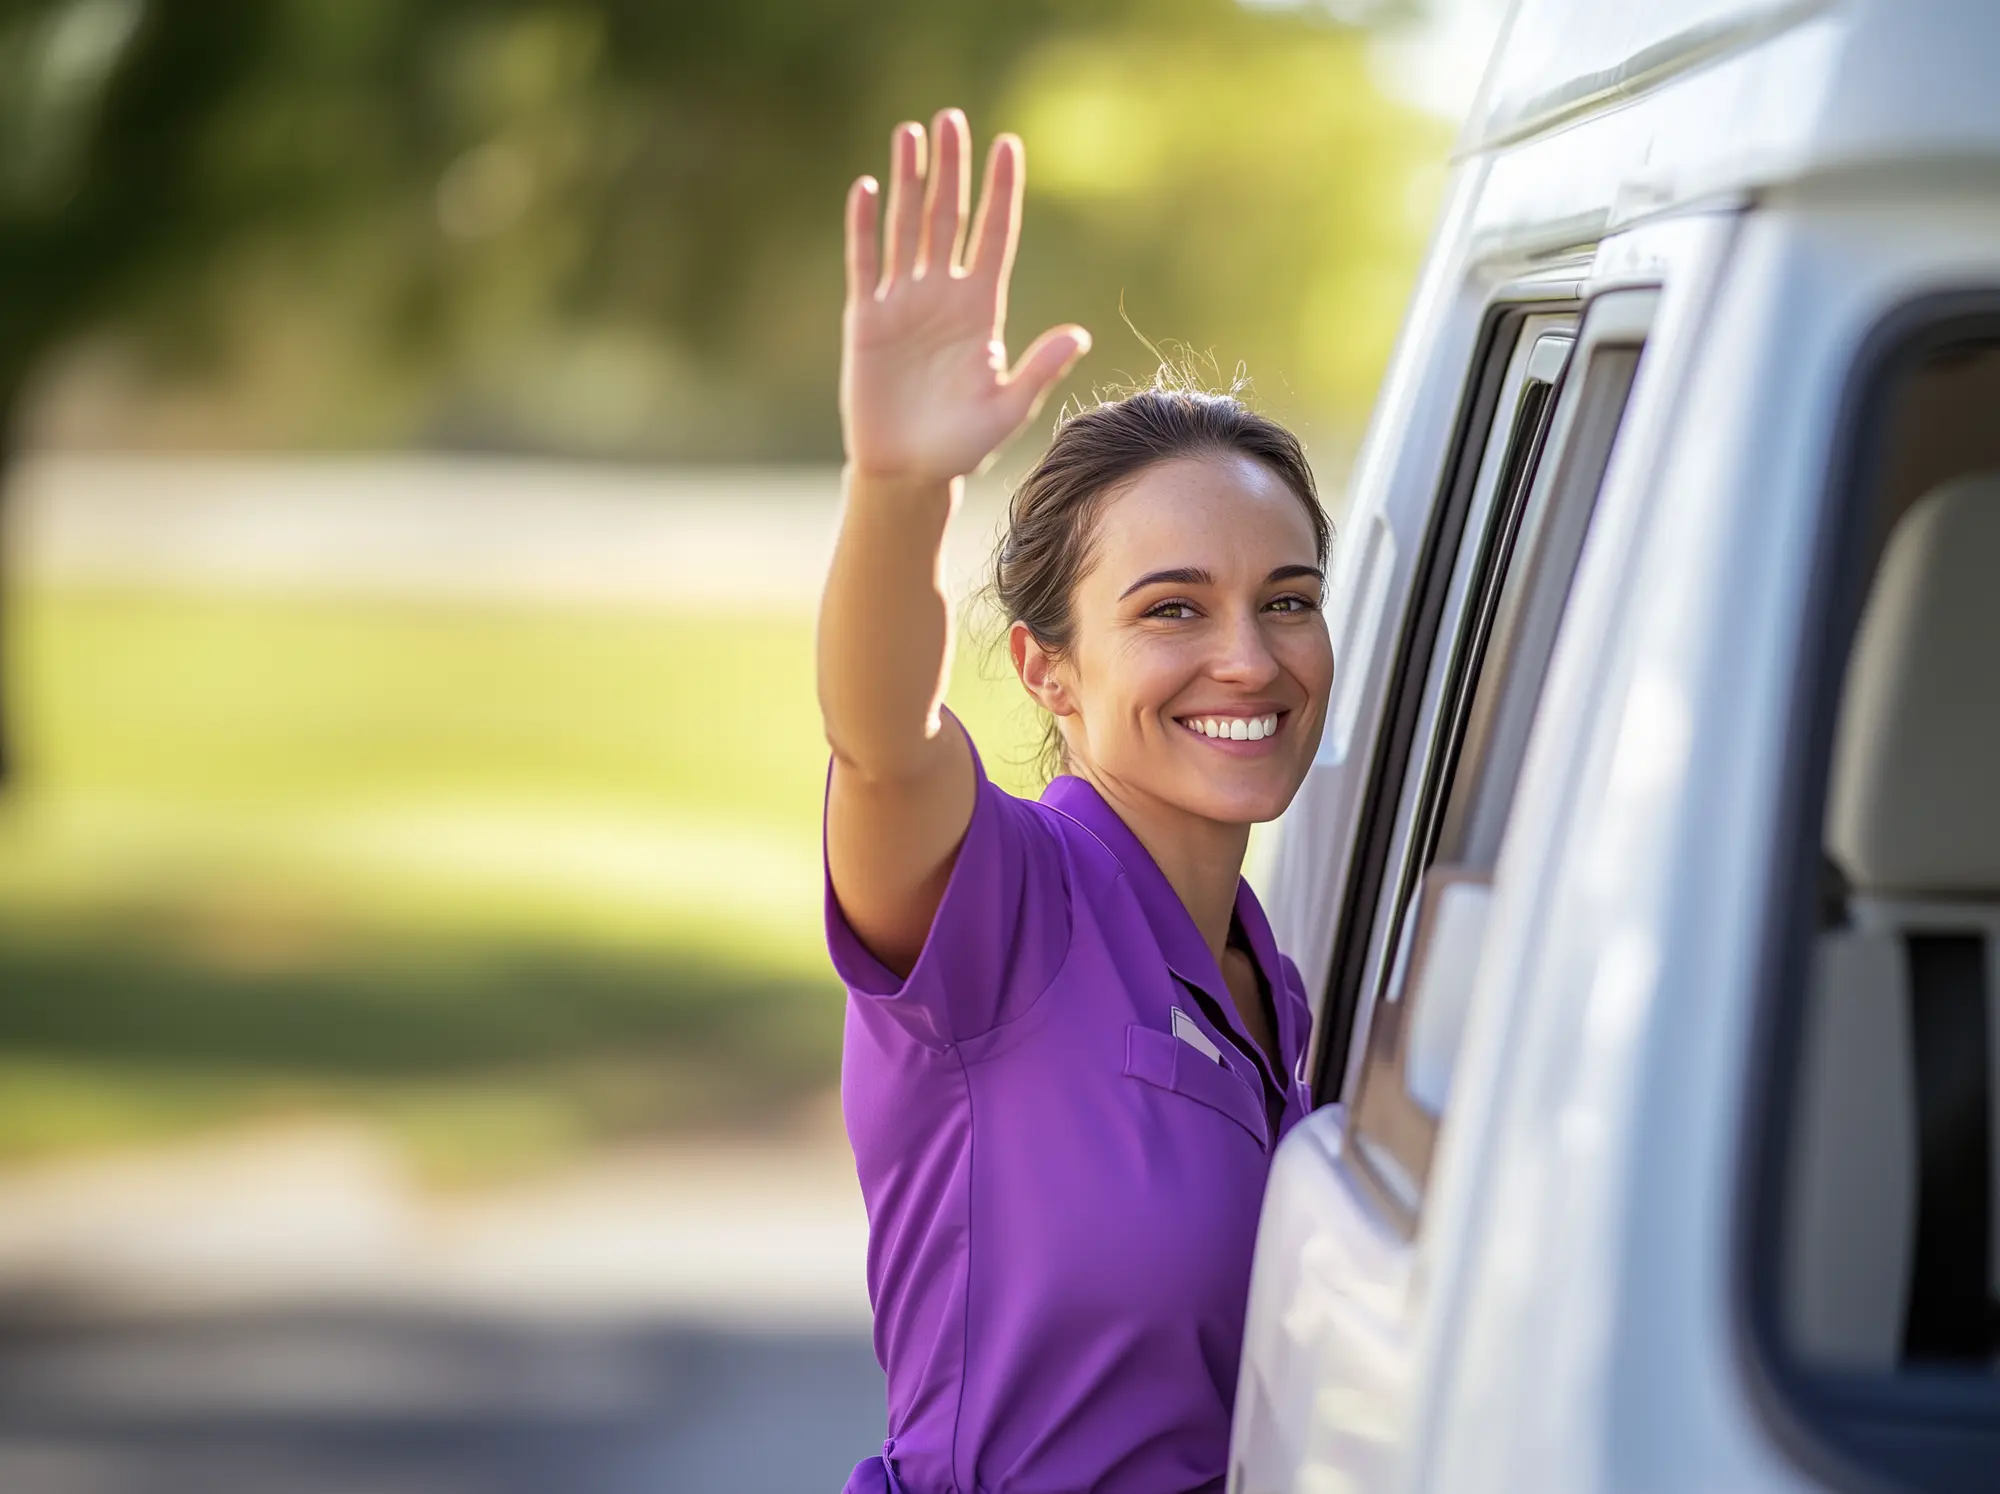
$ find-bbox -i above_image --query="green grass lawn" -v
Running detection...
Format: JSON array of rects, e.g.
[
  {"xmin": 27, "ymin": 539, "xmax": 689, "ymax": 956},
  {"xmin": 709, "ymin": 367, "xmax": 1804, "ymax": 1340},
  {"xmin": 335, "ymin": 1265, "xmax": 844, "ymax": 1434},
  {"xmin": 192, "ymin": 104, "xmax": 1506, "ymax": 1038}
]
[{"xmin": 0, "ymin": 584, "xmax": 1045, "ymax": 1182}]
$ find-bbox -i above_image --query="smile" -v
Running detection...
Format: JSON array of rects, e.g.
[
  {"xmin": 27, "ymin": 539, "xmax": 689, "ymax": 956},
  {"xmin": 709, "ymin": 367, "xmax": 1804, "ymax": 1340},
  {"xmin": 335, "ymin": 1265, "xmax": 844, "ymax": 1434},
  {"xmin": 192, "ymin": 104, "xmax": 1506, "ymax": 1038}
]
[{"xmin": 1177, "ymin": 712, "xmax": 1283, "ymax": 742}]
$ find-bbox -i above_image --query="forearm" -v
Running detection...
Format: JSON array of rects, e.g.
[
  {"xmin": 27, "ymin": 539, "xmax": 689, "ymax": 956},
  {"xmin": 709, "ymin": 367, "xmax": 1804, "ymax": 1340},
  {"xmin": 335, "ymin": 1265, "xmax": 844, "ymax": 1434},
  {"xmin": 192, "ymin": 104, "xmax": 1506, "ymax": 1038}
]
[{"xmin": 817, "ymin": 466, "xmax": 964, "ymax": 780}]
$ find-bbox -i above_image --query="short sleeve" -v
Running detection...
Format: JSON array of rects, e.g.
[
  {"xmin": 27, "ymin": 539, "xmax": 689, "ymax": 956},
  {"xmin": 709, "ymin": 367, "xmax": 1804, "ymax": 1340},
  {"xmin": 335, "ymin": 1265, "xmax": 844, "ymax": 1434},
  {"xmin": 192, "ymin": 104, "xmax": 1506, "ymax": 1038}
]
[{"xmin": 823, "ymin": 724, "xmax": 1072, "ymax": 1048}]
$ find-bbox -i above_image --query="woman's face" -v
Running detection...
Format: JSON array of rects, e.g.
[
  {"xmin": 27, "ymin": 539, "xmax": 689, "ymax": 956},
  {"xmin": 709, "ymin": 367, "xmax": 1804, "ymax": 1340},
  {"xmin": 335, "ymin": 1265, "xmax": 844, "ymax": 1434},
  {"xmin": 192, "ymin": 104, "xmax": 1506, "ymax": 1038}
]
[{"xmin": 1025, "ymin": 452, "xmax": 1335, "ymax": 826}]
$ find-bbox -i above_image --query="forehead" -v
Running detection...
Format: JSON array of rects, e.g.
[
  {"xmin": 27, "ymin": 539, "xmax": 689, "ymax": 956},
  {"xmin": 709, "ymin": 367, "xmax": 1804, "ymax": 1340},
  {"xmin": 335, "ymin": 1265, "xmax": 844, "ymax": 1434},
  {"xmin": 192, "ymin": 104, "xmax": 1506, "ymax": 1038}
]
[{"xmin": 1086, "ymin": 453, "xmax": 1317, "ymax": 580}]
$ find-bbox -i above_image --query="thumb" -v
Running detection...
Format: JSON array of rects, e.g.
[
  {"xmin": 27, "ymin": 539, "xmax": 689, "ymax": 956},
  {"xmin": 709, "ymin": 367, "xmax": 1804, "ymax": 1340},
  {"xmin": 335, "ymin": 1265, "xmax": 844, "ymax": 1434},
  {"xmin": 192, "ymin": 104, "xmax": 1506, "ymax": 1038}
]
[{"xmin": 1001, "ymin": 324, "xmax": 1091, "ymax": 427}]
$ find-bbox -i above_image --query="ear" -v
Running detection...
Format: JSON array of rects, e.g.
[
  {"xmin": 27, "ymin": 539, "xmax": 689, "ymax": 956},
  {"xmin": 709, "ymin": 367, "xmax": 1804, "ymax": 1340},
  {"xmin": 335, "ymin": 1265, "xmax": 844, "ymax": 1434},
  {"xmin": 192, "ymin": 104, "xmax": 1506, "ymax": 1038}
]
[{"xmin": 1009, "ymin": 620, "xmax": 1076, "ymax": 717}]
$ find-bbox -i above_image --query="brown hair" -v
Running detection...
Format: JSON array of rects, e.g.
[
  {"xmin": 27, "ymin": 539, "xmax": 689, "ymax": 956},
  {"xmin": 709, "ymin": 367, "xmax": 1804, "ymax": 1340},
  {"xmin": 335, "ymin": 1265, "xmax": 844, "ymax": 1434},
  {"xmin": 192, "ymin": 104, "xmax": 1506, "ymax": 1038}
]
[{"xmin": 991, "ymin": 381, "xmax": 1331, "ymax": 781}]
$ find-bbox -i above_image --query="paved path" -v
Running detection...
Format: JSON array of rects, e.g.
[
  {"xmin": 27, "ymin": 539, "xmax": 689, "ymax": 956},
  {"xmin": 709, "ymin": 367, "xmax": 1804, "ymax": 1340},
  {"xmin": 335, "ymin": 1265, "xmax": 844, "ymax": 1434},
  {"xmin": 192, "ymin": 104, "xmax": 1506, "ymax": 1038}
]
[
  {"xmin": 0, "ymin": 1123, "xmax": 885, "ymax": 1492},
  {"xmin": 0, "ymin": 1305, "xmax": 881, "ymax": 1494}
]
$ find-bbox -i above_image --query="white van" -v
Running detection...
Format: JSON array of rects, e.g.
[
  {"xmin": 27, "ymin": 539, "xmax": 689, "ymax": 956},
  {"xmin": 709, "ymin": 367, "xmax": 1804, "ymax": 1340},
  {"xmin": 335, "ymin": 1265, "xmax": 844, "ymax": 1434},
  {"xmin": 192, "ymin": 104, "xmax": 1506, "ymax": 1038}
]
[{"xmin": 1233, "ymin": 2, "xmax": 2000, "ymax": 1491}]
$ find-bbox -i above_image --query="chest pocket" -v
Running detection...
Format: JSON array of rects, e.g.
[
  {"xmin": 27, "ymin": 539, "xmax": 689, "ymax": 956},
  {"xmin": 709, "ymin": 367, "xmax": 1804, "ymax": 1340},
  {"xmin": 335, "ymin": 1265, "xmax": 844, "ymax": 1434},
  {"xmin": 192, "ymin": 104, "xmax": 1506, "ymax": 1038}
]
[{"xmin": 1123, "ymin": 1024, "xmax": 1270, "ymax": 1151}]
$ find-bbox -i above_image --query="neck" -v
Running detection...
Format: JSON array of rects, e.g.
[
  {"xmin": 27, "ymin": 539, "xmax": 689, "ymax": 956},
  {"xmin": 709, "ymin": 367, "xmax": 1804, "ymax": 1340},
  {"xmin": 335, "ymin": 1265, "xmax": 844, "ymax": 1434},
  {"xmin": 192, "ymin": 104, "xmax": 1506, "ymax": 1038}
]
[{"xmin": 1074, "ymin": 765, "xmax": 1252, "ymax": 964}]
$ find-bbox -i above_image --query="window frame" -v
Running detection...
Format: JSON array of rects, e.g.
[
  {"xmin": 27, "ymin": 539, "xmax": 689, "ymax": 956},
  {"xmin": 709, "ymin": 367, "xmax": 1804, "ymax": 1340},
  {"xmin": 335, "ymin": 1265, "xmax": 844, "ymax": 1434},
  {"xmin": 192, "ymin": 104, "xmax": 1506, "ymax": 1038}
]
[
  {"xmin": 1312, "ymin": 294, "xmax": 1582, "ymax": 1115},
  {"xmin": 1341, "ymin": 290, "xmax": 1657, "ymax": 1231},
  {"xmin": 1432, "ymin": 306, "xmax": 1651, "ymax": 872},
  {"xmin": 1736, "ymin": 291, "xmax": 2000, "ymax": 1494}
]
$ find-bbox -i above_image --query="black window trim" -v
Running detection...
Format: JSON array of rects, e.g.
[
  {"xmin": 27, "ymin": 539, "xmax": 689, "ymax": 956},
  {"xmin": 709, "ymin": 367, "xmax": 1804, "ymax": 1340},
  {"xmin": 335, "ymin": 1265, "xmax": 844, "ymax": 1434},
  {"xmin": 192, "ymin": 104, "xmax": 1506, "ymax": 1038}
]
[
  {"xmin": 1421, "ymin": 344, "xmax": 1566, "ymax": 888},
  {"xmin": 1338, "ymin": 290, "xmax": 1655, "ymax": 1230},
  {"xmin": 1342, "ymin": 331, "xmax": 1573, "ymax": 1215},
  {"xmin": 1735, "ymin": 290, "xmax": 2000, "ymax": 1494},
  {"xmin": 1312, "ymin": 292, "xmax": 1581, "ymax": 1116},
  {"xmin": 1443, "ymin": 329, "xmax": 1648, "ymax": 870}
]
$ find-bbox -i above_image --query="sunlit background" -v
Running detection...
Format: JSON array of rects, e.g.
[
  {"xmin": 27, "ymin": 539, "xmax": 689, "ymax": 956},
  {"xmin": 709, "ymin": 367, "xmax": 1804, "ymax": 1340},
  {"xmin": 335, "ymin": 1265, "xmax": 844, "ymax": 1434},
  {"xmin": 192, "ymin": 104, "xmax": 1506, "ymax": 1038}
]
[{"xmin": 0, "ymin": 0, "xmax": 1494, "ymax": 1487}]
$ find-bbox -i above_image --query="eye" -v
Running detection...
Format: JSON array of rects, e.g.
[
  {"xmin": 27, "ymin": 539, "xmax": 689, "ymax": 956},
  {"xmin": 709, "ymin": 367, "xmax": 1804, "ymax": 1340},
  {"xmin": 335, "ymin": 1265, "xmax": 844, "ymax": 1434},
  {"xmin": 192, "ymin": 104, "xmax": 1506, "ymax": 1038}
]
[
  {"xmin": 1265, "ymin": 593, "xmax": 1320, "ymax": 614},
  {"xmin": 1143, "ymin": 598, "xmax": 1200, "ymax": 620}
]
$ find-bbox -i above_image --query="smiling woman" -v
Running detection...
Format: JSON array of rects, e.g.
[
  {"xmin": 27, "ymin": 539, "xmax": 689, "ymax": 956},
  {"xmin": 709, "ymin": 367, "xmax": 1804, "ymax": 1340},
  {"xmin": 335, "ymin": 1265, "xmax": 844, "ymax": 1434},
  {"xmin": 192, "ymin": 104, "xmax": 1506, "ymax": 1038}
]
[
  {"xmin": 1003, "ymin": 441, "xmax": 1331, "ymax": 822},
  {"xmin": 818, "ymin": 108, "xmax": 1334, "ymax": 1494},
  {"xmin": 990, "ymin": 398, "xmax": 1332, "ymax": 788}
]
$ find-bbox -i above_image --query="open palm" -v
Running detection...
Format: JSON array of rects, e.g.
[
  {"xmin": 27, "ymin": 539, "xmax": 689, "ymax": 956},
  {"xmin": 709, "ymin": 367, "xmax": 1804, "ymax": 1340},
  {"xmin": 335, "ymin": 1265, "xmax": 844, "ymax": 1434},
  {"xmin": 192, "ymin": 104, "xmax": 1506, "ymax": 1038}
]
[{"xmin": 841, "ymin": 110, "xmax": 1090, "ymax": 484}]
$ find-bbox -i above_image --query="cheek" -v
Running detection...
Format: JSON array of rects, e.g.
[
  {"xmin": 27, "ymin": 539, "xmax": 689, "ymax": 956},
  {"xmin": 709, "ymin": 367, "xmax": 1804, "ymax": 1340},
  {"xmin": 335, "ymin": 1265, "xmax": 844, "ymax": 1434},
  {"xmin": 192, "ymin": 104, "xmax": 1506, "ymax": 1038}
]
[
  {"xmin": 1094, "ymin": 630, "xmax": 1205, "ymax": 714},
  {"xmin": 1276, "ymin": 625, "xmax": 1336, "ymax": 700}
]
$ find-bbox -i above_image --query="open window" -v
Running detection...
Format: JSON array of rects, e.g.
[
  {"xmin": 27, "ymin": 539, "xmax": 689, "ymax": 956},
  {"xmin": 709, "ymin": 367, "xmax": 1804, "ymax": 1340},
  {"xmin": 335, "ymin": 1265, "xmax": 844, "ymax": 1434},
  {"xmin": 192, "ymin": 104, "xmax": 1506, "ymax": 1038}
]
[
  {"xmin": 1748, "ymin": 302, "xmax": 2000, "ymax": 1492},
  {"xmin": 1312, "ymin": 305, "xmax": 1573, "ymax": 1110},
  {"xmin": 1338, "ymin": 291, "xmax": 1653, "ymax": 1227}
]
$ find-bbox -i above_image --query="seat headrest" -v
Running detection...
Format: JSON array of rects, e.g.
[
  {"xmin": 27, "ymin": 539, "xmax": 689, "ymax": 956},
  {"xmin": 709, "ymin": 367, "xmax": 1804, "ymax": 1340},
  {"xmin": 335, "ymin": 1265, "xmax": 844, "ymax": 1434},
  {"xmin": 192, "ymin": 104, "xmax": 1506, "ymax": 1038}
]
[{"xmin": 1829, "ymin": 472, "xmax": 2000, "ymax": 896}]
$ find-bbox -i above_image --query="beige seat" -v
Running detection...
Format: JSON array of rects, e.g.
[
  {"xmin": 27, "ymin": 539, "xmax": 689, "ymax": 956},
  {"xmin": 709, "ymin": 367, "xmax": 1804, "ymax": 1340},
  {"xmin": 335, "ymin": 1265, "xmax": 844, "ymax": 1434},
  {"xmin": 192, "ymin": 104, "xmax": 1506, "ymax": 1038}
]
[{"xmin": 1784, "ymin": 472, "xmax": 2000, "ymax": 1368}]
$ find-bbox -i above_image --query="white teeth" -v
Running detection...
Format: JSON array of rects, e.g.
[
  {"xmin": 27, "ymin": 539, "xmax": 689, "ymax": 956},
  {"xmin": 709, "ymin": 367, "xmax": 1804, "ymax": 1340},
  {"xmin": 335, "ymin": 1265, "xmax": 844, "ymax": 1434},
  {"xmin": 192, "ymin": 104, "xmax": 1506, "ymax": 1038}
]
[{"xmin": 1181, "ymin": 713, "xmax": 1283, "ymax": 740}]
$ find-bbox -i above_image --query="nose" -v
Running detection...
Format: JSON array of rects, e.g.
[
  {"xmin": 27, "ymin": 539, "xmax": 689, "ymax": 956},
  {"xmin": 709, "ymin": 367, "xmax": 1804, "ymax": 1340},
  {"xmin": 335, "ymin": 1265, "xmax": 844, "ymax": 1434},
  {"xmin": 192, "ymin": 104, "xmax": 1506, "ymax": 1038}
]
[{"xmin": 1210, "ymin": 606, "xmax": 1282, "ymax": 688}]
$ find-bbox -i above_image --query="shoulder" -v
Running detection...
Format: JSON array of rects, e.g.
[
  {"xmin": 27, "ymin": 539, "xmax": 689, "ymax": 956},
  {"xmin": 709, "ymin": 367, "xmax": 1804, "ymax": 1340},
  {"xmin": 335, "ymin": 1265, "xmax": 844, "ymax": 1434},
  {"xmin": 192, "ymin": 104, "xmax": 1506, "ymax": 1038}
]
[
  {"xmin": 1025, "ymin": 792, "xmax": 1131, "ymax": 892},
  {"xmin": 827, "ymin": 765, "xmax": 1085, "ymax": 1048}
]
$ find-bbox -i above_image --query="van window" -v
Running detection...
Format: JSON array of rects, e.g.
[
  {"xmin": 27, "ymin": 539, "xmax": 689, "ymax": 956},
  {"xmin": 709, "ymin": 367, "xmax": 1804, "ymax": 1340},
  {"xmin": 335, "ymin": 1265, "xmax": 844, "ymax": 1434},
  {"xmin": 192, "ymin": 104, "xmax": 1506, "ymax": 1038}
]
[
  {"xmin": 1314, "ymin": 305, "xmax": 1578, "ymax": 1109},
  {"xmin": 1751, "ymin": 306, "xmax": 2000, "ymax": 1491},
  {"xmin": 1344, "ymin": 291, "xmax": 1651, "ymax": 1225}
]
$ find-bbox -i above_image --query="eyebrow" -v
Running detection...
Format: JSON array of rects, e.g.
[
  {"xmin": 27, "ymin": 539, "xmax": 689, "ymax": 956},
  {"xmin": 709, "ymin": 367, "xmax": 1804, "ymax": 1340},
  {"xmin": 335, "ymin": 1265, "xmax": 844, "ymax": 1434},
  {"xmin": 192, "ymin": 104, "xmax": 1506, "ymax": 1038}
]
[{"xmin": 1118, "ymin": 563, "xmax": 1324, "ymax": 601}]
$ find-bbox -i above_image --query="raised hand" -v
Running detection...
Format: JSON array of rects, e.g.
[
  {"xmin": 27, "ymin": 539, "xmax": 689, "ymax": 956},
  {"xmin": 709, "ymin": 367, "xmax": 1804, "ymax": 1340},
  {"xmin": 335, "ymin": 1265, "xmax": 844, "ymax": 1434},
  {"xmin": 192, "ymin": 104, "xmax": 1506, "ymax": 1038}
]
[{"xmin": 841, "ymin": 109, "xmax": 1091, "ymax": 485}]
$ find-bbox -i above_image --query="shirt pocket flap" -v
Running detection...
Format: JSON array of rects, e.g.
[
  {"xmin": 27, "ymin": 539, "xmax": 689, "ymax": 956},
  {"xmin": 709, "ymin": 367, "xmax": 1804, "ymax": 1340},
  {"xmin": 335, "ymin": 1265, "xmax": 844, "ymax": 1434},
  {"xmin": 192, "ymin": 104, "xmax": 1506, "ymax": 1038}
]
[{"xmin": 1123, "ymin": 1024, "xmax": 1269, "ymax": 1150}]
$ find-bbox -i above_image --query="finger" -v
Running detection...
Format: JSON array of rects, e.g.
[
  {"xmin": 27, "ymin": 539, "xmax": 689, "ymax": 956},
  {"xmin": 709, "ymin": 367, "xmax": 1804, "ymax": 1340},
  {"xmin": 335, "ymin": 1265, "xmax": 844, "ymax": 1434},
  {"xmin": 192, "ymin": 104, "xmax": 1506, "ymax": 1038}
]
[
  {"xmin": 920, "ymin": 107, "xmax": 969, "ymax": 278},
  {"xmin": 845, "ymin": 176, "xmax": 880, "ymax": 304},
  {"xmin": 967, "ymin": 133, "xmax": 1023, "ymax": 294},
  {"xmin": 1002, "ymin": 324, "xmax": 1092, "ymax": 427},
  {"xmin": 881, "ymin": 121, "xmax": 926, "ymax": 290}
]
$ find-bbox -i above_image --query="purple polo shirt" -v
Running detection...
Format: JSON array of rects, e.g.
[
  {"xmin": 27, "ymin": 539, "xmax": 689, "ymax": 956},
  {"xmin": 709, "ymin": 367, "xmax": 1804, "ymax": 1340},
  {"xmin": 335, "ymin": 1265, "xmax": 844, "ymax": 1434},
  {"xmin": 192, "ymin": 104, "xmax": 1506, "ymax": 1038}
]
[{"xmin": 827, "ymin": 729, "xmax": 1313, "ymax": 1494}]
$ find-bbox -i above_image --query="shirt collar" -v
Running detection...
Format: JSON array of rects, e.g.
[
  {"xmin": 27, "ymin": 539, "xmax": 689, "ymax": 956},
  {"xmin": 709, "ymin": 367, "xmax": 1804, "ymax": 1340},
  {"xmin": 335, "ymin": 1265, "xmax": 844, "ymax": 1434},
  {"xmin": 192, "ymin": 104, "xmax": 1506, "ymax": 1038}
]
[{"xmin": 1039, "ymin": 774, "xmax": 1294, "ymax": 1078}]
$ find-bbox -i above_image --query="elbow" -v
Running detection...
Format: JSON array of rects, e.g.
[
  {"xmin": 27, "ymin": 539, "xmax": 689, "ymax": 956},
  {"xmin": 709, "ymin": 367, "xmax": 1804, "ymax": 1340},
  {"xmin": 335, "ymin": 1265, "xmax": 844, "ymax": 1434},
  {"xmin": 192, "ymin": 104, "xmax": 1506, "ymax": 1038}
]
[{"xmin": 822, "ymin": 712, "xmax": 952, "ymax": 789}]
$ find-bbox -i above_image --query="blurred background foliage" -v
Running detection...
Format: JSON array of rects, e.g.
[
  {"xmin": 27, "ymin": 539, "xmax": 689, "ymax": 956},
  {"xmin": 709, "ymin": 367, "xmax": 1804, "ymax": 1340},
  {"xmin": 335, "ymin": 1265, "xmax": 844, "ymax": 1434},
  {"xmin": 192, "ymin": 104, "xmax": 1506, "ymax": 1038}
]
[
  {"xmin": 0, "ymin": 0, "xmax": 1460, "ymax": 1182},
  {"xmin": 5, "ymin": 0, "xmax": 1447, "ymax": 459}
]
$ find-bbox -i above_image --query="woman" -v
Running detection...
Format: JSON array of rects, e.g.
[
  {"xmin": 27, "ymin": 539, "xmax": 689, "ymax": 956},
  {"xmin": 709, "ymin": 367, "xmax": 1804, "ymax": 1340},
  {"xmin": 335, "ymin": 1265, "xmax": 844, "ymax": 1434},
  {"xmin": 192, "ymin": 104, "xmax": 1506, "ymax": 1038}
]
[{"xmin": 822, "ymin": 107, "xmax": 1335, "ymax": 1494}]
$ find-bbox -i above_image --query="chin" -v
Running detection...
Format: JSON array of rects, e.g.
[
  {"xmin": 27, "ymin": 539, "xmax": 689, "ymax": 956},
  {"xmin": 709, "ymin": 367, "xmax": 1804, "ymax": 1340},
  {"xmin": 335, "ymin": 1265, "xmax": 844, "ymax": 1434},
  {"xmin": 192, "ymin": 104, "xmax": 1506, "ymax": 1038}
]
[{"xmin": 1164, "ymin": 770, "xmax": 1300, "ymax": 828}]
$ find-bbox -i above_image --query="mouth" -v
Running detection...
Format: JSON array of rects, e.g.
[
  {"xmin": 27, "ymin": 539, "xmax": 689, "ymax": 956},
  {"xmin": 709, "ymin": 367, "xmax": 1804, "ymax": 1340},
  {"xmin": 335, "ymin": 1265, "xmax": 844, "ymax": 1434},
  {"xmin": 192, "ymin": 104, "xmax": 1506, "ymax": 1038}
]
[{"xmin": 1175, "ymin": 710, "xmax": 1287, "ymax": 748}]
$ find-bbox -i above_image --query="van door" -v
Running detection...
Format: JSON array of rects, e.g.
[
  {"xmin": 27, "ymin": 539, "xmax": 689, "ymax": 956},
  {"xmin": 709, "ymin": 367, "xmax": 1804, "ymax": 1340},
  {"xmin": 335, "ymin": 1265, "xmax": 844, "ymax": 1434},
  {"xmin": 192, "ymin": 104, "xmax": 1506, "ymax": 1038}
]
[{"xmin": 1231, "ymin": 214, "xmax": 1737, "ymax": 1494}]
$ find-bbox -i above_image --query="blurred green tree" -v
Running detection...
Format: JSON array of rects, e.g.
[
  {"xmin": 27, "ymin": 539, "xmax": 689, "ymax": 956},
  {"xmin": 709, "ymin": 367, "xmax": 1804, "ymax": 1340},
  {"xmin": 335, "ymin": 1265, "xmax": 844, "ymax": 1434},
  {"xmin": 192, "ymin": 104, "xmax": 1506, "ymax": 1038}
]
[{"xmin": 0, "ymin": 0, "xmax": 1448, "ymax": 783}]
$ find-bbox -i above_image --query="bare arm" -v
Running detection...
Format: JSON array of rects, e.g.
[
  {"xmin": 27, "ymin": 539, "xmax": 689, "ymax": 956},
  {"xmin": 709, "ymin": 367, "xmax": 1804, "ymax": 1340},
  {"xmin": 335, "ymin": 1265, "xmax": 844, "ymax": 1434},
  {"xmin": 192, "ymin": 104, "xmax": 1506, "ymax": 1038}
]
[{"xmin": 820, "ymin": 109, "xmax": 1088, "ymax": 976}]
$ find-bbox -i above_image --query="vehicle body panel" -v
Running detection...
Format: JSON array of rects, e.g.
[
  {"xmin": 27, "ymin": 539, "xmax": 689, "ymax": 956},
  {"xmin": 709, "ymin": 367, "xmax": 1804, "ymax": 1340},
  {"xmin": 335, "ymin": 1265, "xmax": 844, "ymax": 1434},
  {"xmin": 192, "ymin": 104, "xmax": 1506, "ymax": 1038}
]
[{"xmin": 1235, "ymin": 1, "xmax": 2000, "ymax": 1489}]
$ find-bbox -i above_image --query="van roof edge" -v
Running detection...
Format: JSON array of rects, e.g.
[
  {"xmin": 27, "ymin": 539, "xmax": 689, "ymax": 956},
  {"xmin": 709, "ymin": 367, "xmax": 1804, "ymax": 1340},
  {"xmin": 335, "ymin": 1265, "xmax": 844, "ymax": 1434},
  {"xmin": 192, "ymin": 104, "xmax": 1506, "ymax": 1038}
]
[{"xmin": 1465, "ymin": 0, "xmax": 1836, "ymax": 160}]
